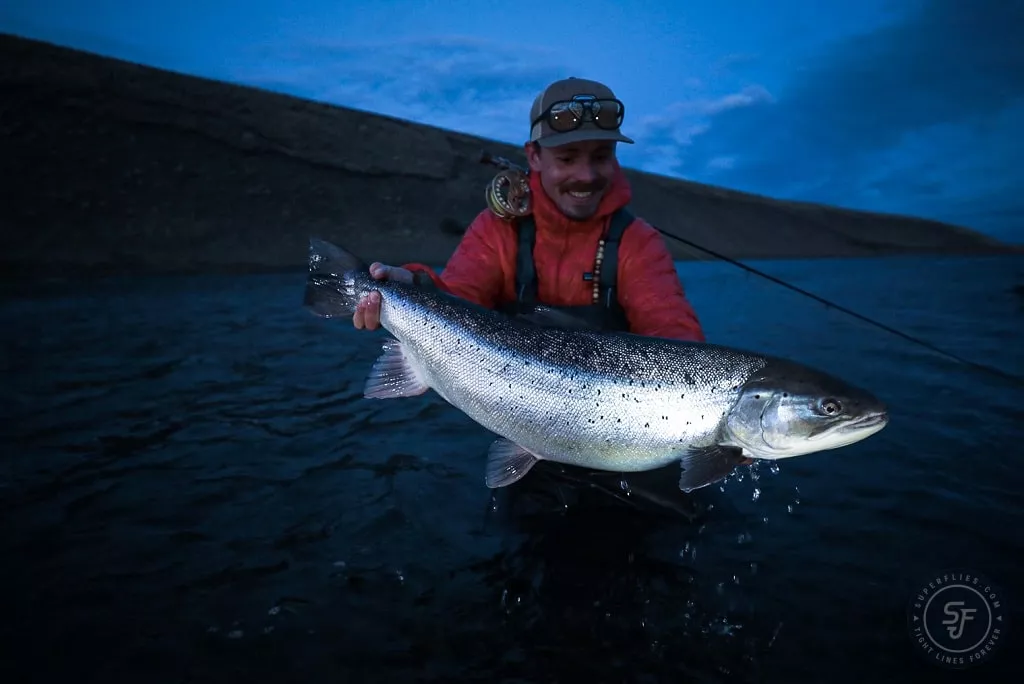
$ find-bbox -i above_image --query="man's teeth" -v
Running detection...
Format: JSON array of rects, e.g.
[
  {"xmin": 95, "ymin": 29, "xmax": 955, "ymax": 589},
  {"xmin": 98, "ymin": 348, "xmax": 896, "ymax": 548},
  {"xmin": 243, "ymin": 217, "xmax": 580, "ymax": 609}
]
[{"xmin": 568, "ymin": 191, "xmax": 593, "ymax": 198}]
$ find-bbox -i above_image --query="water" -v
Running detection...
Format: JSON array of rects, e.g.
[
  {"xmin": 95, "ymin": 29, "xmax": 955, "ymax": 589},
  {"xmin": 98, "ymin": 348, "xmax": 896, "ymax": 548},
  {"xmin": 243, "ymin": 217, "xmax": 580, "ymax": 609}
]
[{"xmin": 1, "ymin": 254, "xmax": 1022, "ymax": 683}]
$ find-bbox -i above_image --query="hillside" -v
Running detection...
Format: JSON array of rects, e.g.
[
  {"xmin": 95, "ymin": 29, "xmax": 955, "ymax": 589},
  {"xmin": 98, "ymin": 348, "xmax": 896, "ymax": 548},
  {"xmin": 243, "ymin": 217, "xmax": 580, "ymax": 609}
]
[{"xmin": 0, "ymin": 33, "xmax": 1016, "ymax": 277}]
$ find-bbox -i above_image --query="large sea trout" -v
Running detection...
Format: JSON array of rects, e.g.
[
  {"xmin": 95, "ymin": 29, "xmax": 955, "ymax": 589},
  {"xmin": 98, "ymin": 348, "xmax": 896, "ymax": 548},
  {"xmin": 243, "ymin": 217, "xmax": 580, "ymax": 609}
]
[{"xmin": 304, "ymin": 238, "xmax": 889, "ymax": 492}]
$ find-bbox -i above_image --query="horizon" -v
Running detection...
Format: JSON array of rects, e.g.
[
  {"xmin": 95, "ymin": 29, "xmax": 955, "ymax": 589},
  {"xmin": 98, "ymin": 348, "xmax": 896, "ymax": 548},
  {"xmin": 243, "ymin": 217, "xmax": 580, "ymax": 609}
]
[{"xmin": 2, "ymin": 0, "xmax": 1022, "ymax": 245}]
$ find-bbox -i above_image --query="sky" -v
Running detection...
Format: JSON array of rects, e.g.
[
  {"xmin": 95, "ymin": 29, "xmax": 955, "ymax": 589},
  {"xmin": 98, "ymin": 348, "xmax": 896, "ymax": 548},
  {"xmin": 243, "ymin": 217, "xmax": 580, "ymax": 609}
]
[{"xmin": 3, "ymin": 0, "xmax": 1023, "ymax": 244}]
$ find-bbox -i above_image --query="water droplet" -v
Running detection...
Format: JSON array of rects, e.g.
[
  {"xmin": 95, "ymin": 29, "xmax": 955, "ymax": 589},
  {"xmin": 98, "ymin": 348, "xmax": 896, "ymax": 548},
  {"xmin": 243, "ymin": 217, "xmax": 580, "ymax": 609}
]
[
  {"xmin": 787, "ymin": 504, "xmax": 794, "ymax": 513},
  {"xmin": 227, "ymin": 630, "xmax": 244, "ymax": 639},
  {"xmin": 750, "ymin": 562, "xmax": 758, "ymax": 575},
  {"xmin": 268, "ymin": 606, "xmax": 281, "ymax": 616},
  {"xmin": 770, "ymin": 462, "xmax": 781, "ymax": 475},
  {"xmin": 751, "ymin": 487, "xmax": 761, "ymax": 502},
  {"xmin": 619, "ymin": 478, "xmax": 631, "ymax": 493}
]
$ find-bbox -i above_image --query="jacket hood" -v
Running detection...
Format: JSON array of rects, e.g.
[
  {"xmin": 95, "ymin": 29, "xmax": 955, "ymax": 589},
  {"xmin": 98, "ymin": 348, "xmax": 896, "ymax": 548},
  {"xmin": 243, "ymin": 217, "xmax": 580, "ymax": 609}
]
[{"xmin": 527, "ymin": 163, "xmax": 633, "ymax": 233}]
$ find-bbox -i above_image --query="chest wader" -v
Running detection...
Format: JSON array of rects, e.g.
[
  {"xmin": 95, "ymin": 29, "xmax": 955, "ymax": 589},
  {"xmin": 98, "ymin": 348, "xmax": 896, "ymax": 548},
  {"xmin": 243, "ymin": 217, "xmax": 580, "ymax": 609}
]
[{"xmin": 495, "ymin": 208, "xmax": 699, "ymax": 520}]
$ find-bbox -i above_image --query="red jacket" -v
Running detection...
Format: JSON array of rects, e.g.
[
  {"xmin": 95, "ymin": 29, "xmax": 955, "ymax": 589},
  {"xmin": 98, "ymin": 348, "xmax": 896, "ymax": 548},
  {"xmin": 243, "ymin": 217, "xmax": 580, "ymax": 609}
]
[{"xmin": 403, "ymin": 165, "xmax": 705, "ymax": 342}]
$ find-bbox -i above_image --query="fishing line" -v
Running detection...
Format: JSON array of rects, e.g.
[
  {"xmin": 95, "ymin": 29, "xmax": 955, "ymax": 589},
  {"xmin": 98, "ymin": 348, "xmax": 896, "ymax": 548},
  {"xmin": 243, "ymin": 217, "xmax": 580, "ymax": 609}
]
[
  {"xmin": 476, "ymin": 149, "xmax": 1024, "ymax": 388},
  {"xmin": 651, "ymin": 225, "xmax": 1024, "ymax": 388}
]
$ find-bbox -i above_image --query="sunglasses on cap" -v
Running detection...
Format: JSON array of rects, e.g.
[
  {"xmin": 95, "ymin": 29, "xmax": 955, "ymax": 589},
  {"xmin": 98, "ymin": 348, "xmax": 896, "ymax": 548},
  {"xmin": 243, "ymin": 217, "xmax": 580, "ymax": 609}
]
[{"xmin": 532, "ymin": 95, "xmax": 625, "ymax": 133}]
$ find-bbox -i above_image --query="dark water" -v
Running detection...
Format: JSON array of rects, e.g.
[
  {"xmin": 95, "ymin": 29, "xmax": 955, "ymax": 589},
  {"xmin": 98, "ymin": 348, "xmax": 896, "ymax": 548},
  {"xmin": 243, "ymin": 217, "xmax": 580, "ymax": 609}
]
[{"xmin": 1, "ymin": 254, "xmax": 1022, "ymax": 683}]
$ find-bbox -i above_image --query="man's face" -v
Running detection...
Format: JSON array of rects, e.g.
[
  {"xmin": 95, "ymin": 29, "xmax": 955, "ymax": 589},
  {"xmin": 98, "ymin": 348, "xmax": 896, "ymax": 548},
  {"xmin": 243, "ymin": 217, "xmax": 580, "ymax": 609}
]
[{"xmin": 526, "ymin": 139, "xmax": 618, "ymax": 220}]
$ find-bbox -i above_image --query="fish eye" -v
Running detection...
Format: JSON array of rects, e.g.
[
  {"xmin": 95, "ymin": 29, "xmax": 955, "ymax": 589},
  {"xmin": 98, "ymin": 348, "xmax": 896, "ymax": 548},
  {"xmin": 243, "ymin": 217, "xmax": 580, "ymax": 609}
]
[{"xmin": 819, "ymin": 398, "xmax": 842, "ymax": 416}]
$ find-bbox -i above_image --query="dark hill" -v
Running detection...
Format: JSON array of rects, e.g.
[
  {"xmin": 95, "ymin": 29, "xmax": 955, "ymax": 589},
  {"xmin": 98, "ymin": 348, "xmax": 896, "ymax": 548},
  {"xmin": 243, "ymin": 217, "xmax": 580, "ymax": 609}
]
[{"xmin": 1, "ymin": 33, "xmax": 1016, "ymax": 277}]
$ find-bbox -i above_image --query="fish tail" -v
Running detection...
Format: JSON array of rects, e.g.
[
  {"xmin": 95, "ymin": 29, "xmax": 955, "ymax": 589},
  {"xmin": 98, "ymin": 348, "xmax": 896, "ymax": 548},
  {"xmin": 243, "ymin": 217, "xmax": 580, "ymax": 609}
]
[{"xmin": 303, "ymin": 237, "xmax": 370, "ymax": 318}]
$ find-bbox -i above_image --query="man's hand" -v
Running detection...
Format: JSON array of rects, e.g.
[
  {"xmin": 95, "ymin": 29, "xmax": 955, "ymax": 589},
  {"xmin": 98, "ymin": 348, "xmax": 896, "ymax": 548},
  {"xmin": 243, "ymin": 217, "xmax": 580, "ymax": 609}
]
[{"xmin": 353, "ymin": 262, "xmax": 414, "ymax": 330}]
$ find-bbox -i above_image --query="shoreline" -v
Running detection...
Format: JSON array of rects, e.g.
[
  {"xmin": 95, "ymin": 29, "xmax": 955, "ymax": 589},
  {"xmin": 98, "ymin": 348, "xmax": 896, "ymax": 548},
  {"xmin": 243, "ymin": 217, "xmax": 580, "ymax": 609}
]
[{"xmin": 2, "ymin": 32, "xmax": 1019, "ymax": 279}]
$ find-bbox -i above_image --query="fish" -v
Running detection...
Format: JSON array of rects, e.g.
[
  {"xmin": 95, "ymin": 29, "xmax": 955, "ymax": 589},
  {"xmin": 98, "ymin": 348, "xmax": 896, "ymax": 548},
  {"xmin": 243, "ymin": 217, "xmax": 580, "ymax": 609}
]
[{"xmin": 303, "ymin": 238, "xmax": 889, "ymax": 493}]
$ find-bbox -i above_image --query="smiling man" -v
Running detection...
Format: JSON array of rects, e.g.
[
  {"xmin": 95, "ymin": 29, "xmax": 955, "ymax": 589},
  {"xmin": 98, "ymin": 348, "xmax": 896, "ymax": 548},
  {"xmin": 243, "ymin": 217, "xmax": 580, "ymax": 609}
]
[
  {"xmin": 351, "ymin": 77, "xmax": 708, "ymax": 516},
  {"xmin": 353, "ymin": 76, "xmax": 705, "ymax": 342}
]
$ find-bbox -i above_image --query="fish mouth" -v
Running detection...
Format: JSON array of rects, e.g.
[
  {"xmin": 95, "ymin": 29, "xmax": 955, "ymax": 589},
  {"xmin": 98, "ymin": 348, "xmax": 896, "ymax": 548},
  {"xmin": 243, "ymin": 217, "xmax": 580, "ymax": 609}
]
[{"xmin": 840, "ymin": 411, "xmax": 889, "ymax": 432}]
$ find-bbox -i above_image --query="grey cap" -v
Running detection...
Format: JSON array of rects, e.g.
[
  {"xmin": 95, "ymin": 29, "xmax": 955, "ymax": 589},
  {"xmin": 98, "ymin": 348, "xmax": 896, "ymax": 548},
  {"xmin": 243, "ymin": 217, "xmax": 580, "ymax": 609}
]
[{"xmin": 529, "ymin": 77, "xmax": 635, "ymax": 147}]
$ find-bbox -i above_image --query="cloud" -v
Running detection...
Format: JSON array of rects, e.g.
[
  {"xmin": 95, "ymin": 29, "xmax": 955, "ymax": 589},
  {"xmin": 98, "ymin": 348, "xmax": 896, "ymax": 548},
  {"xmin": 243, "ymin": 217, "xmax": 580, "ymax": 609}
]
[
  {"xmin": 671, "ymin": 0, "xmax": 1024, "ymax": 238},
  {"xmin": 620, "ymin": 85, "xmax": 774, "ymax": 177},
  {"xmin": 233, "ymin": 36, "xmax": 576, "ymax": 145},
  {"xmin": 232, "ymin": 34, "xmax": 775, "ymax": 179}
]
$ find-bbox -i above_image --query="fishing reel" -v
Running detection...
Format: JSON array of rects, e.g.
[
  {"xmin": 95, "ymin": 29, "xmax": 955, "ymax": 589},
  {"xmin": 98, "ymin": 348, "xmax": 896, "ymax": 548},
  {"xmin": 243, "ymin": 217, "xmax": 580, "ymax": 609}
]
[{"xmin": 480, "ymin": 150, "xmax": 532, "ymax": 220}]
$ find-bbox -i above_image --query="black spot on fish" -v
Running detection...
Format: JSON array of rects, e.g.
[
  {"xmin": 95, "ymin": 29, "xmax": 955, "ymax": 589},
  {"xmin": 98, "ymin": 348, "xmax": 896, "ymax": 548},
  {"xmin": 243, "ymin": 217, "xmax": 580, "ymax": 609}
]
[{"xmin": 644, "ymin": 422, "xmax": 650, "ymax": 428}]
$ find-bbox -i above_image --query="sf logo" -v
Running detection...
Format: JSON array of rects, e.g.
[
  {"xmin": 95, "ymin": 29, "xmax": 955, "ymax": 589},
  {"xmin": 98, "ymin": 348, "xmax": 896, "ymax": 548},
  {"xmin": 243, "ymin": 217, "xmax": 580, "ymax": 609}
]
[{"xmin": 942, "ymin": 601, "xmax": 977, "ymax": 640}]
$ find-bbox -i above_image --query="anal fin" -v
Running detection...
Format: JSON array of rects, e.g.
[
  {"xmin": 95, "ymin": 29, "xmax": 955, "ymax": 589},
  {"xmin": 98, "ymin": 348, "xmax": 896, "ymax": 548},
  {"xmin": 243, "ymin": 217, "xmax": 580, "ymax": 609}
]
[
  {"xmin": 364, "ymin": 338, "xmax": 430, "ymax": 399},
  {"xmin": 677, "ymin": 445, "xmax": 748, "ymax": 493},
  {"xmin": 485, "ymin": 438, "xmax": 541, "ymax": 488}
]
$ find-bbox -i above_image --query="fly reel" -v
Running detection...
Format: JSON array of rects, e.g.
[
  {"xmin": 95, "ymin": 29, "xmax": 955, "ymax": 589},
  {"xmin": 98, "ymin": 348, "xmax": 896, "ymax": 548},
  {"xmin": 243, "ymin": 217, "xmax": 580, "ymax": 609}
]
[{"xmin": 480, "ymin": 150, "xmax": 532, "ymax": 219}]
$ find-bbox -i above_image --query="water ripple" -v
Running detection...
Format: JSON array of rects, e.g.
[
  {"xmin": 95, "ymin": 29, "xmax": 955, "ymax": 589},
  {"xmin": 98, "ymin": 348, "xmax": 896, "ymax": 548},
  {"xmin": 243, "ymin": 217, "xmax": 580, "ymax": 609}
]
[{"xmin": 1, "ymin": 259, "xmax": 1021, "ymax": 683}]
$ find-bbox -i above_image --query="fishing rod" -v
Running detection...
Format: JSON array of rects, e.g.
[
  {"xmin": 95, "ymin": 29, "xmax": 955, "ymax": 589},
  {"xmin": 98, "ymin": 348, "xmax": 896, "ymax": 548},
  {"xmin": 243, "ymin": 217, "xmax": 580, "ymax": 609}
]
[{"xmin": 477, "ymin": 149, "xmax": 1024, "ymax": 388}]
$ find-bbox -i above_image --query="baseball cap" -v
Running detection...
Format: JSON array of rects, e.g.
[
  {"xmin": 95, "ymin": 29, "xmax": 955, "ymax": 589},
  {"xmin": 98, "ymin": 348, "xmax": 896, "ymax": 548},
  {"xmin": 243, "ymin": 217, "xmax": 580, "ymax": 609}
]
[{"xmin": 529, "ymin": 77, "xmax": 635, "ymax": 147}]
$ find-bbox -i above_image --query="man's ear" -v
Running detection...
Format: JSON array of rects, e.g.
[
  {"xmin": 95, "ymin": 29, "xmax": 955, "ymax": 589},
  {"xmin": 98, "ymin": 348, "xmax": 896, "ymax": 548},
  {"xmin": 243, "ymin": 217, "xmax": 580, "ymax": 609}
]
[{"xmin": 524, "ymin": 141, "xmax": 543, "ymax": 173}]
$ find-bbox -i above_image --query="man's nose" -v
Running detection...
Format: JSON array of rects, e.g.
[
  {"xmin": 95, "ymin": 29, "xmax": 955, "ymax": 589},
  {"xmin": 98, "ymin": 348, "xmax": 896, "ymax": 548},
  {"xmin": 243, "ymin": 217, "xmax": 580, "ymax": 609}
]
[{"xmin": 574, "ymin": 163, "xmax": 600, "ymax": 183}]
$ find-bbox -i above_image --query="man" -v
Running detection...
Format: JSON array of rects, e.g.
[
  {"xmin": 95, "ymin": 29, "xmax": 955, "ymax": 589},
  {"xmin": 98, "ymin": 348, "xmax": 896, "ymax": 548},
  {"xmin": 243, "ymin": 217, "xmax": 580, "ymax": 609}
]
[
  {"xmin": 352, "ymin": 76, "xmax": 705, "ymax": 343},
  {"xmin": 352, "ymin": 77, "xmax": 707, "ymax": 517}
]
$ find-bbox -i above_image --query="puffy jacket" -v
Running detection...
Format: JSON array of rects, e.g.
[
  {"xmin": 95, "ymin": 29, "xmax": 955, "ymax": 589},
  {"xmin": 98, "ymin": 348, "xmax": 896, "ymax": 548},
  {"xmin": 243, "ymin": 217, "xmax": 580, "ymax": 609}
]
[{"xmin": 403, "ymin": 164, "xmax": 705, "ymax": 342}]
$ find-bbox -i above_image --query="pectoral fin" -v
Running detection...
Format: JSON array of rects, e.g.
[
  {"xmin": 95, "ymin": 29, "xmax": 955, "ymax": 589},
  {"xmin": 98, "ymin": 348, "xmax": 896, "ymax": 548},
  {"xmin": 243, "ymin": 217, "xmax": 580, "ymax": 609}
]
[
  {"xmin": 364, "ymin": 338, "xmax": 430, "ymax": 399},
  {"xmin": 484, "ymin": 438, "xmax": 541, "ymax": 488},
  {"xmin": 677, "ymin": 445, "xmax": 748, "ymax": 493}
]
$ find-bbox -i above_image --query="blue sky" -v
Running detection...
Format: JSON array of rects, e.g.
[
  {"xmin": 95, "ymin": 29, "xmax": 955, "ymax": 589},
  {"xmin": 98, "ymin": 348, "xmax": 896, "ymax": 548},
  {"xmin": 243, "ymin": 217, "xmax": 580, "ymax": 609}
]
[{"xmin": 3, "ymin": 0, "xmax": 1022, "ymax": 243}]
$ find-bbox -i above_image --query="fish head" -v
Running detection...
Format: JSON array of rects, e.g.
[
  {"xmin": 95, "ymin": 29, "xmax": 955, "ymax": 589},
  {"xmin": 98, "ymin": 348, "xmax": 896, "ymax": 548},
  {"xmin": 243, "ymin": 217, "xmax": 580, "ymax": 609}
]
[{"xmin": 725, "ymin": 359, "xmax": 889, "ymax": 459}]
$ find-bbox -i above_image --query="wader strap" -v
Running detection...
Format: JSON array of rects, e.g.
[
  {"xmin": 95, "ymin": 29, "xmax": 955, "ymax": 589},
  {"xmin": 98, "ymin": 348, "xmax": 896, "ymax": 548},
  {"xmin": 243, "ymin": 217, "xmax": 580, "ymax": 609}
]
[
  {"xmin": 598, "ymin": 208, "xmax": 635, "ymax": 310},
  {"xmin": 514, "ymin": 207, "xmax": 635, "ymax": 310},
  {"xmin": 515, "ymin": 215, "xmax": 538, "ymax": 304}
]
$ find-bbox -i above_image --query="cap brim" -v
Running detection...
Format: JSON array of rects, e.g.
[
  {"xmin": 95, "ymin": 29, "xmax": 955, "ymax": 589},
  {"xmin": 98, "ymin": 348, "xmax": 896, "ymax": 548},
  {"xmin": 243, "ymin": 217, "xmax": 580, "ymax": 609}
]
[{"xmin": 535, "ymin": 128, "xmax": 635, "ymax": 147}]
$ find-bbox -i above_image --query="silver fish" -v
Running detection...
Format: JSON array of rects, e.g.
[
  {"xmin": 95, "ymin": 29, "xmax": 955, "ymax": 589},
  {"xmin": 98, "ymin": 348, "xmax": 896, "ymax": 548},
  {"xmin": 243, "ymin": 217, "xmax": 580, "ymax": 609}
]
[{"xmin": 304, "ymin": 238, "xmax": 889, "ymax": 492}]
